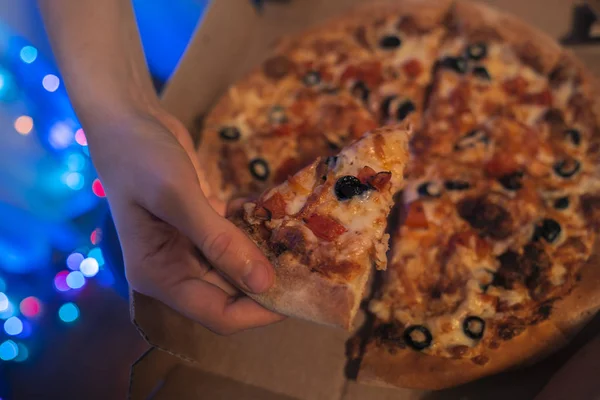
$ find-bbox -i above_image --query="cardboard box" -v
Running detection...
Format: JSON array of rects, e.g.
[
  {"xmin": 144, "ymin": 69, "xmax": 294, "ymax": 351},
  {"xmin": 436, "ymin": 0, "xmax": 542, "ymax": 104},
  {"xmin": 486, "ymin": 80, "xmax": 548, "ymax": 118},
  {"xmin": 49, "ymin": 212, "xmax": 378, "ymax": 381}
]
[{"xmin": 130, "ymin": 0, "xmax": 600, "ymax": 398}]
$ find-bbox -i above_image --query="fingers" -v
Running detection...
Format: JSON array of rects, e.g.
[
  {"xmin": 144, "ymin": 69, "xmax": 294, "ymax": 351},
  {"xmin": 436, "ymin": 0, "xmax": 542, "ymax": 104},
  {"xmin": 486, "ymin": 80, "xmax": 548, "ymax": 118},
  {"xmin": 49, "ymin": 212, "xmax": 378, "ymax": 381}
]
[{"xmin": 155, "ymin": 276, "xmax": 284, "ymax": 335}]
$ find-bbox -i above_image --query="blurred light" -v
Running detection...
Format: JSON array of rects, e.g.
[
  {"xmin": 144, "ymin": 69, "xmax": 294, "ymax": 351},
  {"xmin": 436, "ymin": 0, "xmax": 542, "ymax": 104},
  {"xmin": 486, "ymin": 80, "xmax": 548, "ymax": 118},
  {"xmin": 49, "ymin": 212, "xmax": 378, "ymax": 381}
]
[
  {"xmin": 14, "ymin": 342, "xmax": 29, "ymax": 362},
  {"xmin": 87, "ymin": 248, "xmax": 105, "ymax": 267},
  {"xmin": 0, "ymin": 277, "xmax": 5, "ymax": 292},
  {"xmin": 0, "ymin": 66, "xmax": 15, "ymax": 101},
  {"xmin": 67, "ymin": 153, "xmax": 85, "ymax": 171},
  {"xmin": 75, "ymin": 128, "xmax": 87, "ymax": 146},
  {"xmin": 54, "ymin": 271, "xmax": 70, "ymax": 292},
  {"xmin": 80, "ymin": 257, "xmax": 99, "ymax": 277},
  {"xmin": 0, "ymin": 301, "xmax": 14, "ymax": 320},
  {"xmin": 92, "ymin": 179, "xmax": 106, "ymax": 197},
  {"xmin": 66, "ymin": 252, "xmax": 84, "ymax": 271},
  {"xmin": 18, "ymin": 320, "xmax": 32, "ymax": 339},
  {"xmin": 20, "ymin": 297, "xmax": 41, "ymax": 318},
  {"xmin": 4, "ymin": 317, "xmax": 23, "ymax": 336},
  {"xmin": 19, "ymin": 46, "xmax": 38, "ymax": 64},
  {"xmin": 14, "ymin": 115, "xmax": 33, "ymax": 135},
  {"xmin": 82, "ymin": 146, "xmax": 90, "ymax": 156},
  {"xmin": 0, "ymin": 293, "xmax": 7, "ymax": 312},
  {"xmin": 58, "ymin": 303, "xmax": 79, "ymax": 323},
  {"xmin": 66, "ymin": 271, "xmax": 85, "ymax": 289},
  {"xmin": 90, "ymin": 228, "xmax": 102, "ymax": 245},
  {"xmin": 0, "ymin": 340, "xmax": 18, "ymax": 361},
  {"xmin": 96, "ymin": 269, "xmax": 115, "ymax": 287},
  {"xmin": 42, "ymin": 74, "xmax": 60, "ymax": 92},
  {"xmin": 64, "ymin": 172, "xmax": 84, "ymax": 190},
  {"xmin": 49, "ymin": 122, "xmax": 73, "ymax": 149}
]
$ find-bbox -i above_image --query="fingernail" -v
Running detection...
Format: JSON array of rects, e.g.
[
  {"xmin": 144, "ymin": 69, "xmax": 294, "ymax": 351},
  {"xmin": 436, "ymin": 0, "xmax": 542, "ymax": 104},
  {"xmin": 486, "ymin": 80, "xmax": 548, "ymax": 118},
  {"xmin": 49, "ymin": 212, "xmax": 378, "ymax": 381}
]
[{"xmin": 242, "ymin": 261, "xmax": 271, "ymax": 293}]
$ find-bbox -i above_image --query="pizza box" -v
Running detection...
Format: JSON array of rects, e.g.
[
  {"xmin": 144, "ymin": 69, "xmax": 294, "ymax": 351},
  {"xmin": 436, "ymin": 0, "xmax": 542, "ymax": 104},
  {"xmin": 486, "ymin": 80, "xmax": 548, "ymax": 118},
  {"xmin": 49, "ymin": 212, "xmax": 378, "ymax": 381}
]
[{"xmin": 129, "ymin": 0, "xmax": 600, "ymax": 399}]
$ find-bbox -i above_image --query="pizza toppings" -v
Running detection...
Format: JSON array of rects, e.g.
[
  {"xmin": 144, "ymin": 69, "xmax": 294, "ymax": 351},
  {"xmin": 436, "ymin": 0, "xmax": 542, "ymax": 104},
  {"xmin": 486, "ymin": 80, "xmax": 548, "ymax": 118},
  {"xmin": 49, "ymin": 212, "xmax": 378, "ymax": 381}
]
[
  {"xmin": 498, "ymin": 171, "xmax": 524, "ymax": 191},
  {"xmin": 462, "ymin": 316, "xmax": 485, "ymax": 340},
  {"xmin": 458, "ymin": 196, "xmax": 513, "ymax": 239},
  {"xmin": 438, "ymin": 56, "xmax": 468, "ymax": 74},
  {"xmin": 351, "ymin": 81, "xmax": 370, "ymax": 102},
  {"xmin": 379, "ymin": 34, "xmax": 402, "ymax": 49},
  {"xmin": 335, "ymin": 175, "xmax": 369, "ymax": 200},
  {"xmin": 553, "ymin": 158, "xmax": 581, "ymax": 178},
  {"xmin": 303, "ymin": 70, "xmax": 321, "ymax": 87},
  {"xmin": 533, "ymin": 218, "xmax": 562, "ymax": 243},
  {"xmin": 263, "ymin": 55, "xmax": 293, "ymax": 80},
  {"xmin": 269, "ymin": 106, "xmax": 287, "ymax": 125},
  {"xmin": 418, "ymin": 181, "xmax": 443, "ymax": 198},
  {"xmin": 472, "ymin": 66, "xmax": 491, "ymax": 81},
  {"xmin": 249, "ymin": 158, "xmax": 271, "ymax": 181},
  {"xmin": 404, "ymin": 200, "xmax": 428, "ymax": 228},
  {"xmin": 304, "ymin": 214, "xmax": 347, "ymax": 241},
  {"xmin": 454, "ymin": 129, "xmax": 489, "ymax": 151},
  {"xmin": 466, "ymin": 42, "xmax": 487, "ymax": 61},
  {"xmin": 395, "ymin": 100, "xmax": 416, "ymax": 121},
  {"xmin": 444, "ymin": 180, "xmax": 470, "ymax": 191},
  {"xmin": 554, "ymin": 196, "xmax": 569, "ymax": 210},
  {"xmin": 369, "ymin": 171, "xmax": 393, "ymax": 191},
  {"xmin": 403, "ymin": 325, "xmax": 433, "ymax": 351},
  {"xmin": 219, "ymin": 126, "xmax": 241, "ymax": 141},
  {"xmin": 564, "ymin": 129, "xmax": 581, "ymax": 146},
  {"xmin": 261, "ymin": 192, "xmax": 287, "ymax": 220}
]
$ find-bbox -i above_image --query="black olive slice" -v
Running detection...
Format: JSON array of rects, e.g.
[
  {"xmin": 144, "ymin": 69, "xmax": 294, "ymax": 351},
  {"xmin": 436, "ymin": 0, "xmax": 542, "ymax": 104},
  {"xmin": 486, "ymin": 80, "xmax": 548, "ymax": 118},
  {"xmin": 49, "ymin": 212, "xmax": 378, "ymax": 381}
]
[
  {"xmin": 379, "ymin": 35, "xmax": 402, "ymax": 49},
  {"xmin": 466, "ymin": 43, "xmax": 487, "ymax": 61},
  {"xmin": 417, "ymin": 181, "xmax": 443, "ymax": 198},
  {"xmin": 219, "ymin": 126, "xmax": 241, "ymax": 141},
  {"xmin": 472, "ymin": 66, "xmax": 491, "ymax": 80},
  {"xmin": 454, "ymin": 129, "xmax": 489, "ymax": 151},
  {"xmin": 438, "ymin": 56, "xmax": 468, "ymax": 74},
  {"xmin": 564, "ymin": 129, "xmax": 581, "ymax": 146},
  {"xmin": 334, "ymin": 176, "xmax": 369, "ymax": 200},
  {"xmin": 380, "ymin": 95, "xmax": 396, "ymax": 120},
  {"xmin": 303, "ymin": 70, "xmax": 321, "ymax": 87},
  {"xmin": 396, "ymin": 100, "xmax": 416, "ymax": 121},
  {"xmin": 532, "ymin": 218, "xmax": 562, "ymax": 243},
  {"xmin": 403, "ymin": 325, "xmax": 433, "ymax": 350},
  {"xmin": 498, "ymin": 171, "xmax": 524, "ymax": 191},
  {"xmin": 269, "ymin": 106, "xmax": 287, "ymax": 124},
  {"xmin": 463, "ymin": 316, "xmax": 485, "ymax": 340},
  {"xmin": 554, "ymin": 196, "xmax": 569, "ymax": 210},
  {"xmin": 445, "ymin": 180, "xmax": 471, "ymax": 191},
  {"xmin": 553, "ymin": 158, "xmax": 581, "ymax": 178},
  {"xmin": 351, "ymin": 81, "xmax": 370, "ymax": 102},
  {"xmin": 249, "ymin": 158, "xmax": 270, "ymax": 181}
]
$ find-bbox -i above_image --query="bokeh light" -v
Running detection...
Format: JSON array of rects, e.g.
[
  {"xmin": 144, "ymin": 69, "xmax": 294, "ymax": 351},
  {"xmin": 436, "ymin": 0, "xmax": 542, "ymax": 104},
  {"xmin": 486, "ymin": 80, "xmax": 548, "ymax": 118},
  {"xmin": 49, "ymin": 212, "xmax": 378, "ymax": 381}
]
[
  {"xmin": 48, "ymin": 122, "xmax": 73, "ymax": 149},
  {"xmin": 14, "ymin": 115, "xmax": 33, "ymax": 135},
  {"xmin": 54, "ymin": 271, "xmax": 70, "ymax": 292},
  {"xmin": 75, "ymin": 128, "xmax": 87, "ymax": 146},
  {"xmin": 0, "ymin": 301, "xmax": 14, "ymax": 320},
  {"xmin": 4, "ymin": 316, "xmax": 23, "ymax": 336},
  {"xmin": 92, "ymin": 179, "xmax": 106, "ymax": 197},
  {"xmin": 64, "ymin": 172, "xmax": 84, "ymax": 190},
  {"xmin": 0, "ymin": 292, "xmax": 7, "ymax": 312},
  {"xmin": 20, "ymin": 296, "xmax": 41, "ymax": 318},
  {"xmin": 0, "ymin": 340, "xmax": 18, "ymax": 361},
  {"xmin": 90, "ymin": 228, "xmax": 102, "ymax": 245},
  {"xmin": 66, "ymin": 252, "xmax": 84, "ymax": 271},
  {"xmin": 0, "ymin": 277, "xmax": 5, "ymax": 292},
  {"xmin": 42, "ymin": 74, "xmax": 60, "ymax": 92},
  {"xmin": 80, "ymin": 257, "xmax": 99, "ymax": 277},
  {"xmin": 14, "ymin": 342, "xmax": 29, "ymax": 362},
  {"xmin": 87, "ymin": 248, "xmax": 105, "ymax": 266},
  {"xmin": 66, "ymin": 271, "xmax": 85, "ymax": 289},
  {"xmin": 19, "ymin": 46, "xmax": 37, "ymax": 64},
  {"xmin": 58, "ymin": 303, "xmax": 79, "ymax": 323},
  {"xmin": 66, "ymin": 153, "xmax": 85, "ymax": 171}
]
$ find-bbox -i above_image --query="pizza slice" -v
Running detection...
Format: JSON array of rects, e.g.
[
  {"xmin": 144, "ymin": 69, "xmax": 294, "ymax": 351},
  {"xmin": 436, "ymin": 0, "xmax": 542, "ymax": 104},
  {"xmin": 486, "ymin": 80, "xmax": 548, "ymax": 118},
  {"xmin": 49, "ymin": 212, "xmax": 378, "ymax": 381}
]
[{"xmin": 228, "ymin": 125, "xmax": 412, "ymax": 329}]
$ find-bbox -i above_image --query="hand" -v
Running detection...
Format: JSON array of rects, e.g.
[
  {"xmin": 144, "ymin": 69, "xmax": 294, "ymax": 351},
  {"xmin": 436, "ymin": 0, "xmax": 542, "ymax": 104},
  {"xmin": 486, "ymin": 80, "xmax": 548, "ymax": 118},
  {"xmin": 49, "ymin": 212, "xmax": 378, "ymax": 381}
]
[{"xmin": 86, "ymin": 107, "xmax": 284, "ymax": 334}]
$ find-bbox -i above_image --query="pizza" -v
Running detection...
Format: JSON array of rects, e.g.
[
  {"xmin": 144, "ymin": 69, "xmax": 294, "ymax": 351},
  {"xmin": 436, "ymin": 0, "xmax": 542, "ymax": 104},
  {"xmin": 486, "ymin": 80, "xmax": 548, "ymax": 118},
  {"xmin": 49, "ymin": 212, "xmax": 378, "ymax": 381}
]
[
  {"xmin": 196, "ymin": 0, "xmax": 600, "ymax": 391},
  {"xmin": 228, "ymin": 125, "xmax": 411, "ymax": 329}
]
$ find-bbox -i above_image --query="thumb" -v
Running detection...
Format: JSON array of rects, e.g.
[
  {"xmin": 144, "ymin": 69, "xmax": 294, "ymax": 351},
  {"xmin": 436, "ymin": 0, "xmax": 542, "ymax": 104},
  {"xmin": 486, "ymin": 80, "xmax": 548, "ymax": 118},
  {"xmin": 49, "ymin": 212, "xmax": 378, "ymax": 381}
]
[{"xmin": 170, "ymin": 191, "xmax": 275, "ymax": 294}]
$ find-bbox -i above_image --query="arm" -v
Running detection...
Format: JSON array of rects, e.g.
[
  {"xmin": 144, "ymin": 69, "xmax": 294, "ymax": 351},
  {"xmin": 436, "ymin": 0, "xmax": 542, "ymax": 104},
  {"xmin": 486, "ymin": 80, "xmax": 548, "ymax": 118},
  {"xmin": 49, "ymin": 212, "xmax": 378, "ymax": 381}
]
[{"xmin": 38, "ymin": 0, "xmax": 282, "ymax": 334}]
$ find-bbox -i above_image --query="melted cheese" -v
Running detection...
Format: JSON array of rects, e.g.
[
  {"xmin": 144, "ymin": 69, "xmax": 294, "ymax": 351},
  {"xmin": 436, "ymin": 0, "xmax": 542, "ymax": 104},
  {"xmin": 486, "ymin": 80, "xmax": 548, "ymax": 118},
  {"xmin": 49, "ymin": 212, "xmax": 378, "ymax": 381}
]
[{"xmin": 329, "ymin": 192, "xmax": 385, "ymax": 232}]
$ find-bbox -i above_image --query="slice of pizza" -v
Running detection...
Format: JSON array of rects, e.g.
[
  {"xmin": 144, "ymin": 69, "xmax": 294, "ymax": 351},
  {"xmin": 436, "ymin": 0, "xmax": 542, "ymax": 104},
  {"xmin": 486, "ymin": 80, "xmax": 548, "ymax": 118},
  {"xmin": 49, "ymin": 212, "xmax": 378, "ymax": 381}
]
[{"xmin": 228, "ymin": 125, "xmax": 412, "ymax": 329}]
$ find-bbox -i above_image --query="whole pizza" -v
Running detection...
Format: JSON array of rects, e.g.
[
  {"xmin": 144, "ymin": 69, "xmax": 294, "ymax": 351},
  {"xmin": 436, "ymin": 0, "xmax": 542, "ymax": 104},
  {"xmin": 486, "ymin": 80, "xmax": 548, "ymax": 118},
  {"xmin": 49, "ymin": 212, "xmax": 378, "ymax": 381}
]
[{"xmin": 196, "ymin": 0, "xmax": 600, "ymax": 390}]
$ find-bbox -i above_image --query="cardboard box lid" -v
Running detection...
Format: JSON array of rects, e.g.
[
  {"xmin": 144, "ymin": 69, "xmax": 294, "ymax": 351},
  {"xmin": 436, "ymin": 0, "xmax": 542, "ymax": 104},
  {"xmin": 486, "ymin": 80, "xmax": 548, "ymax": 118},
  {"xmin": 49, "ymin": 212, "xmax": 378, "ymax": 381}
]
[{"xmin": 131, "ymin": 0, "xmax": 600, "ymax": 399}]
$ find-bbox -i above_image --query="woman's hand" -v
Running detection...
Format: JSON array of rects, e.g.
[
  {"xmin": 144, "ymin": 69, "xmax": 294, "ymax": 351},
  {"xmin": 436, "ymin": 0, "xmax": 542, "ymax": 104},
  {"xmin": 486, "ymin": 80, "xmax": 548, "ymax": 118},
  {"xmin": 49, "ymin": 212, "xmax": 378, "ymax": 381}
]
[{"xmin": 87, "ymin": 108, "xmax": 284, "ymax": 334}]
